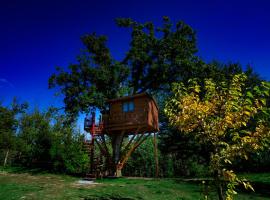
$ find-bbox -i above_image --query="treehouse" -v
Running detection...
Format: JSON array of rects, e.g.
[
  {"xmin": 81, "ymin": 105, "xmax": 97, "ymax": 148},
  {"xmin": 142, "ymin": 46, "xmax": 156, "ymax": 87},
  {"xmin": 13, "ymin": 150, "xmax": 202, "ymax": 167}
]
[
  {"xmin": 106, "ymin": 92, "xmax": 159, "ymax": 133},
  {"xmin": 83, "ymin": 93, "xmax": 159, "ymax": 178},
  {"xmin": 84, "ymin": 92, "xmax": 159, "ymax": 134}
]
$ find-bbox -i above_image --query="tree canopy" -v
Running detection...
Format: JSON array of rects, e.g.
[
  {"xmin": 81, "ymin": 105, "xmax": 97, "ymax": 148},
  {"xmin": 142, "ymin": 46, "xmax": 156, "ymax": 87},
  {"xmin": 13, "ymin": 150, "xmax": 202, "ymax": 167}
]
[{"xmin": 49, "ymin": 17, "xmax": 199, "ymax": 120}]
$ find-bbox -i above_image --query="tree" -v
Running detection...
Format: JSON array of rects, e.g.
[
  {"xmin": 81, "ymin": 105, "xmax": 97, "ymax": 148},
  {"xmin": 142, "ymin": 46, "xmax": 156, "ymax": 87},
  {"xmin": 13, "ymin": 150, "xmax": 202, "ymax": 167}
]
[
  {"xmin": 116, "ymin": 17, "xmax": 197, "ymax": 93},
  {"xmin": 158, "ymin": 62, "xmax": 262, "ymax": 177},
  {"xmin": 16, "ymin": 107, "xmax": 89, "ymax": 174},
  {"xmin": 50, "ymin": 113, "xmax": 89, "ymax": 174},
  {"xmin": 49, "ymin": 17, "xmax": 198, "ymax": 119},
  {"xmin": 164, "ymin": 74, "xmax": 270, "ymax": 200},
  {"xmin": 123, "ymin": 136, "xmax": 160, "ymax": 177},
  {"xmin": 0, "ymin": 99, "xmax": 27, "ymax": 166},
  {"xmin": 48, "ymin": 17, "xmax": 199, "ymax": 175},
  {"xmin": 17, "ymin": 108, "xmax": 53, "ymax": 168},
  {"xmin": 48, "ymin": 16, "xmax": 264, "ymax": 178}
]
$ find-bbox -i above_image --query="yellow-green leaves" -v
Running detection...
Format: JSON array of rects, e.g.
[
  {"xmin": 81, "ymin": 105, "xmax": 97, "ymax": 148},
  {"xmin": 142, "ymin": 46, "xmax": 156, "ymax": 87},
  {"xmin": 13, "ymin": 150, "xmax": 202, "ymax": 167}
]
[{"xmin": 164, "ymin": 73, "xmax": 270, "ymax": 200}]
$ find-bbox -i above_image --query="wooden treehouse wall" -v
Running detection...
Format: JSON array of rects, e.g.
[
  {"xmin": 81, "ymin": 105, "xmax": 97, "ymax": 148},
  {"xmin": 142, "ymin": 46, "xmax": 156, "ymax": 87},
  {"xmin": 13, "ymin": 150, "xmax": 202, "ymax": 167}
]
[{"xmin": 107, "ymin": 94, "xmax": 159, "ymax": 133}]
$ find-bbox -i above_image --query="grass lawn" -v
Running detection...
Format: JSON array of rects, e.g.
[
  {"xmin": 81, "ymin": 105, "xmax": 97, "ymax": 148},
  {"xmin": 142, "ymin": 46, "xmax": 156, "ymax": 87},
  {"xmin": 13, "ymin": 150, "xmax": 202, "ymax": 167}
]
[
  {"xmin": 0, "ymin": 167, "xmax": 269, "ymax": 200},
  {"xmin": 240, "ymin": 173, "xmax": 270, "ymax": 184}
]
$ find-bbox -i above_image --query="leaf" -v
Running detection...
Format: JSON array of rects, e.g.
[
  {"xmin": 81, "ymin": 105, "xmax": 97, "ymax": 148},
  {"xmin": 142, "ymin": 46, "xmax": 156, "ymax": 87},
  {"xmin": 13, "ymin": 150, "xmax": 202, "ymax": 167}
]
[
  {"xmin": 260, "ymin": 98, "xmax": 266, "ymax": 106},
  {"xmin": 224, "ymin": 159, "xmax": 232, "ymax": 164},
  {"xmin": 246, "ymin": 91, "xmax": 254, "ymax": 99}
]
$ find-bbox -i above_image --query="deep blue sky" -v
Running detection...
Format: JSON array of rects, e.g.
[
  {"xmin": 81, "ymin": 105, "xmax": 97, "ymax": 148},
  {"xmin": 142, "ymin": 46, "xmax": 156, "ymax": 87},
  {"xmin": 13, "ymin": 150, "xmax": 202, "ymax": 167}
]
[{"xmin": 1, "ymin": 0, "xmax": 270, "ymax": 112}]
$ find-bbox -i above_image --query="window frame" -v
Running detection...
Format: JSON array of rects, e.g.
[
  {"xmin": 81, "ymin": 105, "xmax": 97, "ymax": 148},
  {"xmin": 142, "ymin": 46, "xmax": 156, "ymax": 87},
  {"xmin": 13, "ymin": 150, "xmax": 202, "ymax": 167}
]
[{"xmin": 122, "ymin": 101, "xmax": 135, "ymax": 113}]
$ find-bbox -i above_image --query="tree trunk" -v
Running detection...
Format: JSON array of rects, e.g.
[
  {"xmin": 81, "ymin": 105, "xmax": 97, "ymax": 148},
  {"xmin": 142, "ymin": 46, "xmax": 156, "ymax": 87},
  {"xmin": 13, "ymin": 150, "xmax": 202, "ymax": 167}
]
[
  {"xmin": 217, "ymin": 183, "xmax": 224, "ymax": 200},
  {"xmin": 111, "ymin": 132, "xmax": 125, "ymax": 177},
  {"xmin": 215, "ymin": 170, "xmax": 225, "ymax": 200},
  {"xmin": 3, "ymin": 149, "xmax": 9, "ymax": 167},
  {"xmin": 116, "ymin": 164, "xmax": 122, "ymax": 177}
]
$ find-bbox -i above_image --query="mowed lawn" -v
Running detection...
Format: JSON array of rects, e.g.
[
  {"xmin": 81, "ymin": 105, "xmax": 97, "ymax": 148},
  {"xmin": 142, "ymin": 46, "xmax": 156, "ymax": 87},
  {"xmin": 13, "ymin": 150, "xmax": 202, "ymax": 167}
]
[{"xmin": 0, "ymin": 168, "xmax": 269, "ymax": 200}]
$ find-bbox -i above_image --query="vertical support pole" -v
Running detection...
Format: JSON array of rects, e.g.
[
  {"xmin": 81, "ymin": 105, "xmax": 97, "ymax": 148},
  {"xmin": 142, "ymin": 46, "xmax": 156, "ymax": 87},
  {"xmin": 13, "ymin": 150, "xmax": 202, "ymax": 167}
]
[
  {"xmin": 153, "ymin": 132, "xmax": 159, "ymax": 178},
  {"xmin": 90, "ymin": 112, "xmax": 95, "ymax": 174},
  {"xmin": 119, "ymin": 132, "xmax": 150, "ymax": 172}
]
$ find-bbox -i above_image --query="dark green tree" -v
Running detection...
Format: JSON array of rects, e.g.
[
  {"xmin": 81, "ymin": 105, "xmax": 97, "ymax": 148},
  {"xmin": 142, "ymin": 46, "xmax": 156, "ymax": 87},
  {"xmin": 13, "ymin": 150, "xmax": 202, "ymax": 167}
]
[
  {"xmin": 0, "ymin": 99, "xmax": 27, "ymax": 166},
  {"xmin": 49, "ymin": 17, "xmax": 198, "ymax": 120},
  {"xmin": 50, "ymin": 113, "xmax": 89, "ymax": 174},
  {"xmin": 17, "ymin": 108, "xmax": 53, "ymax": 168},
  {"xmin": 116, "ymin": 17, "xmax": 198, "ymax": 93},
  {"xmin": 48, "ymin": 17, "xmax": 200, "ymax": 176},
  {"xmin": 16, "ymin": 107, "xmax": 89, "ymax": 173}
]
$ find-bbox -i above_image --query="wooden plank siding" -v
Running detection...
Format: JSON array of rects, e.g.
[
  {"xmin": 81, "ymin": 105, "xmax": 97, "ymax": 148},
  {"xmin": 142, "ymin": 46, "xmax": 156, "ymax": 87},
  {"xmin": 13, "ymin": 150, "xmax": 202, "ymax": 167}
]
[{"xmin": 105, "ymin": 93, "xmax": 159, "ymax": 134}]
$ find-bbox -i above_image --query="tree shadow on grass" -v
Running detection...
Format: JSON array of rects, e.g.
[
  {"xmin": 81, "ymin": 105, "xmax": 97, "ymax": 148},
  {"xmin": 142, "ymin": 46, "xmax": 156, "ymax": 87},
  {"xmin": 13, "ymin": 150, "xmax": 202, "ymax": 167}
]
[
  {"xmin": 238, "ymin": 182, "xmax": 270, "ymax": 198},
  {"xmin": 0, "ymin": 166, "xmax": 50, "ymax": 175}
]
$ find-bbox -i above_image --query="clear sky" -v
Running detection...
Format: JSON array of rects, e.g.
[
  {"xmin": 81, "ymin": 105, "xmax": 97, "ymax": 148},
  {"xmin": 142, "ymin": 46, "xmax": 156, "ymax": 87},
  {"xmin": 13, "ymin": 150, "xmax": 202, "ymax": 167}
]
[{"xmin": 1, "ymin": 0, "xmax": 270, "ymax": 112}]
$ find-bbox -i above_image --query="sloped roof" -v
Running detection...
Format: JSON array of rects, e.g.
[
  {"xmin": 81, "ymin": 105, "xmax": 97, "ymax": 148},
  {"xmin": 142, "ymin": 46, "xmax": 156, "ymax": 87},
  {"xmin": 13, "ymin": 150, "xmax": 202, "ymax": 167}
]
[{"xmin": 107, "ymin": 92, "xmax": 159, "ymax": 110}]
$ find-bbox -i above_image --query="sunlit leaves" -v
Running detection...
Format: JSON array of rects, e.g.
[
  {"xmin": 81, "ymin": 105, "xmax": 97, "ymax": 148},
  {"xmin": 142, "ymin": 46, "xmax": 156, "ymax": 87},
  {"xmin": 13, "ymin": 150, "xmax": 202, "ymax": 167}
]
[{"xmin": 164, "ymin": 74, "xmax": 270, "ymax": 199}]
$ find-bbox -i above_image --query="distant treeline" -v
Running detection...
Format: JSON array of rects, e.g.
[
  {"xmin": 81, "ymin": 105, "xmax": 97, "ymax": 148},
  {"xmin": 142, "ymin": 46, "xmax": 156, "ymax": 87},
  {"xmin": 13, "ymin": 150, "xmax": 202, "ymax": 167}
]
[
  {"xmin": 0, "ymin": 105, "xmax": 89, "ymax": 174},
  {"xmin": 1, "ymin": 100, "xmax": 270, "ymax": 177}
]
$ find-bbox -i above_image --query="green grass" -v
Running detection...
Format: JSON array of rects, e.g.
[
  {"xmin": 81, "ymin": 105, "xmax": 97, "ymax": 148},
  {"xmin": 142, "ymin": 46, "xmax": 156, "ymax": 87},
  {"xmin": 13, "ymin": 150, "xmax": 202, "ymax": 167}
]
[
  {"xmin": 0, "ymin": 167, "xmax": 269, "ymax": 200},
  {"xmin": 240, "ymin": 173, "xmax": 270, "ymax": 184}
]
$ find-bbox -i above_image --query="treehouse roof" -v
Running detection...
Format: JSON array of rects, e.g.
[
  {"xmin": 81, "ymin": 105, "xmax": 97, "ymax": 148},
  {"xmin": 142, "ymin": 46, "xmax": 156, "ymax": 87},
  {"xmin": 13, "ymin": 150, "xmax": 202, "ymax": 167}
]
[{"xmin": 107, "ymin": 92, "xmax": 159, "ymax": 110}]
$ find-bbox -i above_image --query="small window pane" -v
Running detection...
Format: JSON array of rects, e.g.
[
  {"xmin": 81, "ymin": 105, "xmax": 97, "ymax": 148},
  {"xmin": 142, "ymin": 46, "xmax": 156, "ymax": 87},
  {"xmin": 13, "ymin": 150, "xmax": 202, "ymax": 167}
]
[
  {"xmin": 129, "ymin": 101, "xmax": 134, "ymax": 111},
  {"xmin": 123, "ymin": 102, "xmax": 129, "ymax": 112}
]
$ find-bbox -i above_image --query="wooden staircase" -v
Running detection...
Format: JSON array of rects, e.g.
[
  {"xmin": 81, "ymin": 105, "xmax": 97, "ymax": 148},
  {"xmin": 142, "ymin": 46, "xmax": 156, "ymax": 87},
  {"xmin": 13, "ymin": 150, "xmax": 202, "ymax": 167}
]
[
  {"xmin": 83, "ymin": 141, "xmax": 93, "ymax": 153},
  {"xmin": 83, "ymin": 141, "xmax": 103, "ymax": 180},
  {"xmin": 83, "ymin": 141, "xmax": 94, "ymax": 180}
]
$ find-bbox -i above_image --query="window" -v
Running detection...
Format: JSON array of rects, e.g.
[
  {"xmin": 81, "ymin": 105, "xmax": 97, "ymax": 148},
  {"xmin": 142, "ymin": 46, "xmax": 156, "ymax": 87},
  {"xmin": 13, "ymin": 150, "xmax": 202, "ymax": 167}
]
[
  {"xmin": 123, "ymin": 102, "xmax": 129, "ymax": 112},
  {"xmin": 122, "ymin": 101, "xmax": 134, "ymax": 112},
  {"xmin": 129, "ymin": 101, "xmax": 134, "ymax": 111}
]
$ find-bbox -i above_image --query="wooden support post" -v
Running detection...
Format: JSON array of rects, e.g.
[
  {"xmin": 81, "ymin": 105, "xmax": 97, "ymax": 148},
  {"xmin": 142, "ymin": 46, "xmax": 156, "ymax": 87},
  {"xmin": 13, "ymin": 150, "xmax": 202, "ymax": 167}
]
[
  {"xmin": 153, "ymin": 132, "xmax": 159, "ymax": 178},
  {"xmin": 118, "ymin": 132, "xmax": 151, "ymax": 171},
  {"xmin": 90, "ymin": 112, "xmax": 95, "ymax": 174},
  {"xmin": 122, "ymin": 127, "xmax": 141, "ymax": 154}
]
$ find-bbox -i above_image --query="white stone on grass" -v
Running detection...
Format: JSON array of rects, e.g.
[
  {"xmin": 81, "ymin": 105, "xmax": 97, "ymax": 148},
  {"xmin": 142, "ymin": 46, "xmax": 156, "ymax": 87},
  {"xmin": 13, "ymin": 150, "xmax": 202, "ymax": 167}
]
[{"xmin": 77, "ymin": 180, "xmax": 97, "ymax": 185}]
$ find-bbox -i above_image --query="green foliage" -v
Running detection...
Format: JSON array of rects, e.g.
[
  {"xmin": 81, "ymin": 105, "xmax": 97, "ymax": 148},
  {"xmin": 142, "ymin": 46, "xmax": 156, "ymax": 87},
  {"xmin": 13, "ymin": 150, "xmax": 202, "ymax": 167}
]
[
  {"xmin": 47, "ymin": 16, "xmax": 266, "ymax": 180},
  {"xmin": 0, "ymin": 106, "xmax": 16, "ymax": 150},
  {"xmin": 50, "ymin": 129, "xmax": 89, "ymax": 174},
  {"xmin": 116, "ymin": 17, "xmax": 198, "ymax": 93},
  {"xmin": 165, "ymin": 74, "xmax": 270, "ymax": 199},
  {"xmin": 0, "ymin": 99, "xmax": 27, "ymax": 150},
  {"xmin": 17, "ymin": 109, "xmax": 53, "ymax": 168},
  {"xmin": 0, "ymin": 99, "xmax": 28, "ymax": 166},
  {"xmin": 14, "ymin": 108, "xmax": 89, "ymax": 174},
  {"xmin": 123, "ymin": 137, "xmax": 159, "ymax": 177},
  {"xmin": 155, "ymin": 62, "xmax": 262, "ymax": 179},
  {"xmin": 49, "ymin": 17, "xmax": 199, "ymax": 120},
  {"xmin": 49, "ymin": 33, "xmax": 130, "ymax": 120}
]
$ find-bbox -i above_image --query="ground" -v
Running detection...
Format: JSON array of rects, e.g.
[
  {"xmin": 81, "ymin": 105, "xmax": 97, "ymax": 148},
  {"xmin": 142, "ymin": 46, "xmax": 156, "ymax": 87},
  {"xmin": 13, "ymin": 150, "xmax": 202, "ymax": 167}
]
[{"xmin": 0, "ymin": 167, "xmax": 269, "ymax": 200}]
